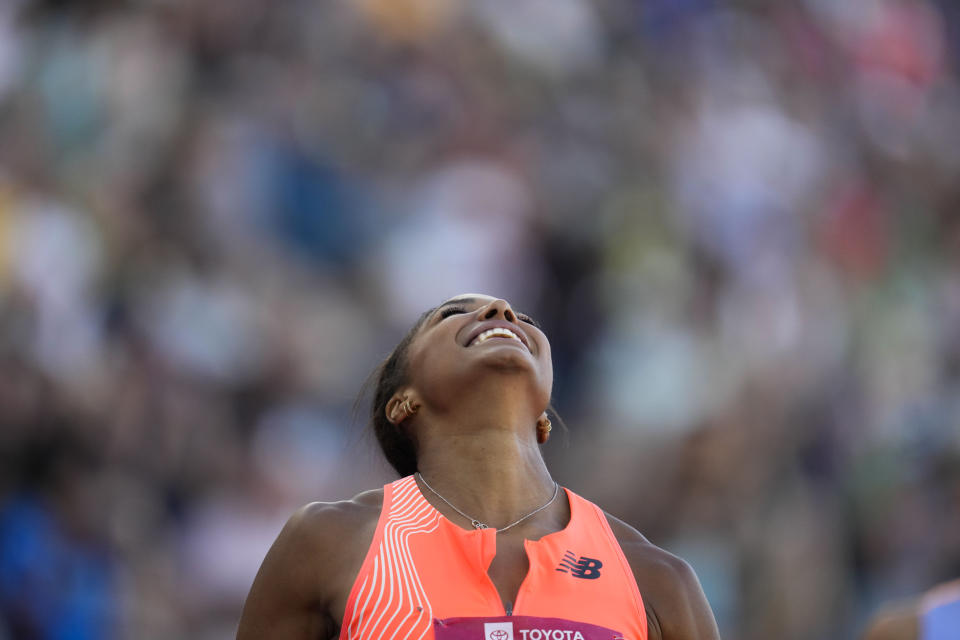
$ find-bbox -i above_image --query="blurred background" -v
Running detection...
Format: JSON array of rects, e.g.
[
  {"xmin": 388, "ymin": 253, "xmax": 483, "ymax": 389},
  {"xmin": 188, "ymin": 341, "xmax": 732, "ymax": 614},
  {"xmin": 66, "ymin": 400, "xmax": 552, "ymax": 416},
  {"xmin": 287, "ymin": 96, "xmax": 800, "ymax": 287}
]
[{"xmin": 1, "ymin": 0, "xmax": 959, "ymax": 638}]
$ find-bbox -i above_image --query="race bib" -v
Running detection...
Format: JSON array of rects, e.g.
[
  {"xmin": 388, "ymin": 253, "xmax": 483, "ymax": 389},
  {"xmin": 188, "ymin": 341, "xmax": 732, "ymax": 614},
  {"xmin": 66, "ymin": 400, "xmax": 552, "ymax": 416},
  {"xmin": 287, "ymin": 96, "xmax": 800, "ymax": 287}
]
[{"xmin": 433, "ymin": 615, "xmax": 626, "ymax": 640}]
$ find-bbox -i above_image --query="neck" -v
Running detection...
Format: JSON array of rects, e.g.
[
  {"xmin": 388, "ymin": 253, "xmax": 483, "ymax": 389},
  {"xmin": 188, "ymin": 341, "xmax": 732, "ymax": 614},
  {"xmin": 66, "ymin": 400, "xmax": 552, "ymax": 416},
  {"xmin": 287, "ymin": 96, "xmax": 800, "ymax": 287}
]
[{"xmin": 414, "ymin": 397, "xmax": 556, "ymax": 530}]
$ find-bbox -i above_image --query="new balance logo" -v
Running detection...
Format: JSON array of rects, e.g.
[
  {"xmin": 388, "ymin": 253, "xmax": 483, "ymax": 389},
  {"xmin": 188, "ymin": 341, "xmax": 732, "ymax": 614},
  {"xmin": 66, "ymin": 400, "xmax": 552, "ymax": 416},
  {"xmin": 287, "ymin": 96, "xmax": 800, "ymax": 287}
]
[{"xmin": 555, "ymin": 550, "xmax": 603, "ymax": 579}]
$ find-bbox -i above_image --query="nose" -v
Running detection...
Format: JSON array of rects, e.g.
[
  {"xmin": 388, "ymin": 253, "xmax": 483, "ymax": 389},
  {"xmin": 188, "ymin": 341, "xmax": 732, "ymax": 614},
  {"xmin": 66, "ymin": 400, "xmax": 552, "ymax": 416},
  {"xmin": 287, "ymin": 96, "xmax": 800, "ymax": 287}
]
[{"xmin": 478, "ymin": 298, "xmax": 516, "ymax": 323}]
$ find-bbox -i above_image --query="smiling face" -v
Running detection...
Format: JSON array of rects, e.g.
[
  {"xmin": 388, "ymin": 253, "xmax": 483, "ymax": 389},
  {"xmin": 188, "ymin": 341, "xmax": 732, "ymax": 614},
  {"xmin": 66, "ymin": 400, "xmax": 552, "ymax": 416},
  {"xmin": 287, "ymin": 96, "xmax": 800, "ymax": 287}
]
[{"xmin": 399, "ymin": 294, "xmax": 553, "ymax": 417}]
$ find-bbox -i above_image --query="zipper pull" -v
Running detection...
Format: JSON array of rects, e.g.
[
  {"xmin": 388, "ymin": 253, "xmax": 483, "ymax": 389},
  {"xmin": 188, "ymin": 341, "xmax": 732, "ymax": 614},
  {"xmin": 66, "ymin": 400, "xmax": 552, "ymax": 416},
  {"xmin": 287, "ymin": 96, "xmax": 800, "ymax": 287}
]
[{"xmin": 505, "ymin": 602, "xmax": 513, "ymax": 616}]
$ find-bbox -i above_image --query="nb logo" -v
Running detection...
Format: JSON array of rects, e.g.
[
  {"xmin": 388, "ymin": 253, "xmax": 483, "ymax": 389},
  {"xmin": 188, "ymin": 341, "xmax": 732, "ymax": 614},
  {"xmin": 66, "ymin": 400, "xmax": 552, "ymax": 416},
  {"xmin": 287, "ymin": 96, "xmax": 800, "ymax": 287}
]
[{"xmin": 555, "ymin": 550, "xmax": 603, "ymax": 579}]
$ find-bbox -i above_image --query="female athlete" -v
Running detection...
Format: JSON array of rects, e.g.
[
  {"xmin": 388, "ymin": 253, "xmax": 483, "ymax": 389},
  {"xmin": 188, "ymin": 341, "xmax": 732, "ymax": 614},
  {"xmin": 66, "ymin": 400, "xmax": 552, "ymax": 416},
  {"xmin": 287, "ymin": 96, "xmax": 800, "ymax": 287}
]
[{"xmin": 236, "ymin": 294, "xmax": 721, "ymax": 640}]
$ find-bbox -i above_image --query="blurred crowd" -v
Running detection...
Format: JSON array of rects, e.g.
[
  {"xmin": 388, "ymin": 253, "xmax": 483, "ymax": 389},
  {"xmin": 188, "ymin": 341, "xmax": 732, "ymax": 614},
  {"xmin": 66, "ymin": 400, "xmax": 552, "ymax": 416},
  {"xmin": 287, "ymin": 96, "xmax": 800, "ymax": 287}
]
[{"xmin": 1, "ymin": 0, "xmax": 959, "ymax": 638}]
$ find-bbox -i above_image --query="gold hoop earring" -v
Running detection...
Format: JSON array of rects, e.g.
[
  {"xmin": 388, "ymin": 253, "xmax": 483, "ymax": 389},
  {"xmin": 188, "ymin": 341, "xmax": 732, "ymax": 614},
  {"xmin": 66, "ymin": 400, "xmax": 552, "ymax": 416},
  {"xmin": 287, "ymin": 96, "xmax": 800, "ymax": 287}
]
[
  {"xmin": 402, "ymin": 399, "xmax": 419, "ymax": 421},
  {"xmin": 536, "ymin": 417, "xmax": 552, "ymax": 444}
]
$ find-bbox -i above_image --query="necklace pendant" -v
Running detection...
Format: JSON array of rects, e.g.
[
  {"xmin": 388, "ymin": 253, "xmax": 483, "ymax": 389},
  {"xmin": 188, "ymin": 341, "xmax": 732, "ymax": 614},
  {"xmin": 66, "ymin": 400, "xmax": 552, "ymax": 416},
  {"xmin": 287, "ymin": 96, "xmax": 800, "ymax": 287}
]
[{"xmin": 471, "ymin": 520, "xmax": 488, "ymax": 530}]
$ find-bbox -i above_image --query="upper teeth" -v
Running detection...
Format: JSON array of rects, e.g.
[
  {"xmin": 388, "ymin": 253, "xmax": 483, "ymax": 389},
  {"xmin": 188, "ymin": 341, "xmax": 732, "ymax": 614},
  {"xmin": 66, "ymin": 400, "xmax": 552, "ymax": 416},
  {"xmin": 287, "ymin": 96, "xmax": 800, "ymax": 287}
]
[{"xmin": 474, "ymin": 327, "xmax": 521, "ymax": 345}]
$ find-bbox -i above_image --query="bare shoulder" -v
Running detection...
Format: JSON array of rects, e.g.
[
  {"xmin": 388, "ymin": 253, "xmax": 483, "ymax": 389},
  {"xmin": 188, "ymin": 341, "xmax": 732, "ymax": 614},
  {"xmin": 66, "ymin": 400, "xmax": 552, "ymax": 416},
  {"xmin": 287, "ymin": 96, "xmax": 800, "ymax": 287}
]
[
  {"xmin": 281, "ymin": 488, "xmax": 385, "ymax": 601},
  {"xmin": 860, "ymin": 601, "xmax": 919, "ymax": 640},
  {"xmin": 294, "ymin": 488, "xmax": 384, "ymax": 547},
  {"xmin": 603, "ymin": 512, "xmax": 721, "ymax": 640},
  {"xmin": 272, "ymin": 488, "xmax": 383, "ymax": 578},
  {"xmin": 237, "ymin": 489, "xmax": 384, "ymax": 640}
]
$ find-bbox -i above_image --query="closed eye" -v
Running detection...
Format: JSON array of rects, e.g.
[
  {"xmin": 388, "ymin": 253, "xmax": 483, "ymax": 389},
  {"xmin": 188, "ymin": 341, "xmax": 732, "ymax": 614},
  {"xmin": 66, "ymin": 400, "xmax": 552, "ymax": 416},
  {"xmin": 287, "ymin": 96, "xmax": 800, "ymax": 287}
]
[
  {"xmin": 438, "ymin": 305, "xmax": 468, "ymax": 320},
  {"xmin": 517, "ymin": 312, "xmax": 541, "ymax": 329},
  {"xmin": 437, "ymin": 304, "xmax": 540, "ymax": 328}
]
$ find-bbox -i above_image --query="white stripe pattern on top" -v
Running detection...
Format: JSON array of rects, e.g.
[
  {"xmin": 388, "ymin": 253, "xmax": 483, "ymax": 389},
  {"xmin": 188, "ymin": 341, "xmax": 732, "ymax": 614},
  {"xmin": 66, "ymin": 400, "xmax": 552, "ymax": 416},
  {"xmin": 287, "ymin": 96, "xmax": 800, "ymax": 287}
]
[{"xmin": 346, "ymin": 476, "xmax": 441, "ymax": 640}]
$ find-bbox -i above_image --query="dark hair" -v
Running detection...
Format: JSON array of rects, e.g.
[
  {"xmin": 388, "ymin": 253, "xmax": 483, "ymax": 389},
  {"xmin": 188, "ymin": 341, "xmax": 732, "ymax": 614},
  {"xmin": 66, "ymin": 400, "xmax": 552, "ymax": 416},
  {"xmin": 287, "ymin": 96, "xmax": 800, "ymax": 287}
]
[{"xmin": 370, "ymin": 307, "xmax": 436, "ymax": 477}]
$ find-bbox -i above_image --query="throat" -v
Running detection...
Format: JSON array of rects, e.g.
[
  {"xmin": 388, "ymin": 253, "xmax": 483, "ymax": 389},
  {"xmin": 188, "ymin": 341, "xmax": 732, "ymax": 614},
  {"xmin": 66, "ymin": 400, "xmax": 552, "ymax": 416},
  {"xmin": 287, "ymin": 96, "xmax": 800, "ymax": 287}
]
[{"xmin": 415, "ymin": 433, "xmax": 556, "ymax": 527}]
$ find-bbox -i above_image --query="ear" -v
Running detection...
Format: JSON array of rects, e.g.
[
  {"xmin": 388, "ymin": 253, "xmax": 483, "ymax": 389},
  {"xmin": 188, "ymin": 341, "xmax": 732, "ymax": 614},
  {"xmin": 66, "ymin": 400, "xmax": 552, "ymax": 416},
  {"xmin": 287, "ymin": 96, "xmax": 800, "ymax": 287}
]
[
  {"xmin": 385, "ymin": 390, "xmax": 421, "ymax": 425},
  {"xmin": 385, "ymin": 395, "xmax": 406, "ymax": 425}
]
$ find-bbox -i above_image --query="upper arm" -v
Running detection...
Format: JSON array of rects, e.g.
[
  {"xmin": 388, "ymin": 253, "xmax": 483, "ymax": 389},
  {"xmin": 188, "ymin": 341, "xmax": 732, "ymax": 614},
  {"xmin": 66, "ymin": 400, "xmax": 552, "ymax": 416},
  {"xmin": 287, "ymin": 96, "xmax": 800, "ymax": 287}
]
[
  {"xmin": 606, "ymin": 515, "xmax": 720, "ymax": 640},
  {"xmin": 640, "ymin": 553, "xmax": 721, "ymax": 640},
  {"xmin": 236, "ymin": 495, "xmax": 383, "ymax": 640},
  {"xmin": 236, "ymin": 503, "xmax": 336, "ymax": 640}
]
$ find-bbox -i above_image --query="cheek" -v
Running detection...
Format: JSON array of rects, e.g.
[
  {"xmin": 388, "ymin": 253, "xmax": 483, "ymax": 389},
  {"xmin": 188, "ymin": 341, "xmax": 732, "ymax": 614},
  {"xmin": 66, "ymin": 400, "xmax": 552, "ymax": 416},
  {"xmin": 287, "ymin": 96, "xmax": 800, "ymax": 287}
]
[
  {"xmin": 404, "ymin": 341, "xmax": 431, "ymax": 385},
  {"xmin": 405, "ymin": 334, "xmax": 459, "ymax": 385},
  {"xmin": 536, "ymin": 340, "xmax": 554, "ymax": 388}
]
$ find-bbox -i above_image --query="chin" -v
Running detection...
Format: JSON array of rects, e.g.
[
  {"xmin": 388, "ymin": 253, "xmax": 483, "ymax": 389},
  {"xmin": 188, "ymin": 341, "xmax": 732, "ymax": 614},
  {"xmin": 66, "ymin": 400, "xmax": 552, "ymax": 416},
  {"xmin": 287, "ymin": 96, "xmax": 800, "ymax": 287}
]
[
  {"xmin": 475, "ymin": 346, "xmax": 539, "ymax": 372},
  {"xmin": 475, "ymin": 351, "xmax": 551, "ymax": 394}
]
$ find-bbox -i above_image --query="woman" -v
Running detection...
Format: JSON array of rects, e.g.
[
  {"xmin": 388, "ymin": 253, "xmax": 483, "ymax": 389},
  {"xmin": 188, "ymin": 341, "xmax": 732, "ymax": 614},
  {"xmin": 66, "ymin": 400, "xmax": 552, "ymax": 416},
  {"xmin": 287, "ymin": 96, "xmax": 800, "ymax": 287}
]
[{"xmin": 237, "ymin": 294, "xmax": 720, "ymax": 640}]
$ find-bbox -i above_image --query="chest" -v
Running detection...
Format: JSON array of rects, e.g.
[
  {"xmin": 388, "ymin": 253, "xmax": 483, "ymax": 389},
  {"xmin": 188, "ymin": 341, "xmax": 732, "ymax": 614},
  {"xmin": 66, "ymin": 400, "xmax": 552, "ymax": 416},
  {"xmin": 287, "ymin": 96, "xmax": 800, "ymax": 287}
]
[
  {"xmin": 337, "ymin": 480, "xmax": 647, "ymax": 640},
  {"xmin": 486, "ymin": 537, "xmax": 532, "ymax": 614},
  {"xmin": 340, "ymin": 525, "xmax": 644, "ymax": 639}
]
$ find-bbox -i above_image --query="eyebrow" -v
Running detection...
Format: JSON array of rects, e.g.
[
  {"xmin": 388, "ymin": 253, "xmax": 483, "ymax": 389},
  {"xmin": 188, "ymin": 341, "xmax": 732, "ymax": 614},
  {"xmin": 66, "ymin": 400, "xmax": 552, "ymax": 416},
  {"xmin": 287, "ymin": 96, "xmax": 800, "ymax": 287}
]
[{"xmin": 438, "ymin": 297, "xmax": 478, "ymax": 309}]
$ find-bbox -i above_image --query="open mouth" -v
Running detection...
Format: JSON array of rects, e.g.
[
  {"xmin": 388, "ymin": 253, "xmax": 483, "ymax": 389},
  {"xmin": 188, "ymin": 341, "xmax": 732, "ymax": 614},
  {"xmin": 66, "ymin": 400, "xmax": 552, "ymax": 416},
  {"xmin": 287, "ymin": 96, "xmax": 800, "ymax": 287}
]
[{"xmin": 470, "ymin": 327, "xmax": 524, "ymax": 347}]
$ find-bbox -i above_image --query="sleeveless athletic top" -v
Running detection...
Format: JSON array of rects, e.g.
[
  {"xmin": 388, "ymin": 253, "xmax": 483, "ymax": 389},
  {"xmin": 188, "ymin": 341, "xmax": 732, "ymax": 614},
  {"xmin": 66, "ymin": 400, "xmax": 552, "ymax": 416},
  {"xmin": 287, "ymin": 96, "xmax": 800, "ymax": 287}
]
[
  {"xmin": 921, "ymin": 579, "xmax": 960, "ymax": 640},
  {"xmin": 339, "ymin": 476, "xmax": 647, "ymax": 640}
]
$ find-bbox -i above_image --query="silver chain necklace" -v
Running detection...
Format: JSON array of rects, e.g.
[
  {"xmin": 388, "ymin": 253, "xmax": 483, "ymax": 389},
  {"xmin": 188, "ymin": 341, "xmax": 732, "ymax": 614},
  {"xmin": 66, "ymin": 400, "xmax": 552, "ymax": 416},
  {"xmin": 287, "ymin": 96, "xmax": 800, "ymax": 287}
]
[{"xmin": 415, "ymin": 472, "xmax": 560, "ymax": 533}]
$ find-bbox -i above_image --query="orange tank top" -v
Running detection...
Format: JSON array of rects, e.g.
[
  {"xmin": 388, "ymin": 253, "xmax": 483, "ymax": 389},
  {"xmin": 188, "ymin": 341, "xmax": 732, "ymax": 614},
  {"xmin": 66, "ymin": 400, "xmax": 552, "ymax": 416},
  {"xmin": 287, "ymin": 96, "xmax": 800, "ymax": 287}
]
[{"xmin": 339, "ymin": 476, "xmax": 648, "ymax": 640}]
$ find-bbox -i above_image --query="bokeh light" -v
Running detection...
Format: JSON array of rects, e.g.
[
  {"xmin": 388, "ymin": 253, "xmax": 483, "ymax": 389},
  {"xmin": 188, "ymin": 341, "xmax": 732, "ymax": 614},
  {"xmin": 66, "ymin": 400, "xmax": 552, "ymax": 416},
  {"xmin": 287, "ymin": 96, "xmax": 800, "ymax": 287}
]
[{"xmin": 0, "ymin": 1, "xmax": 958, "ymax": 638}]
